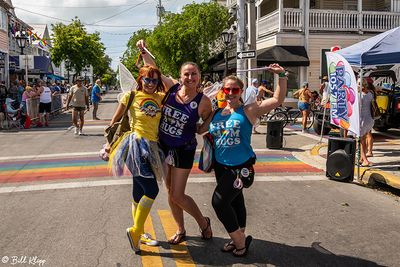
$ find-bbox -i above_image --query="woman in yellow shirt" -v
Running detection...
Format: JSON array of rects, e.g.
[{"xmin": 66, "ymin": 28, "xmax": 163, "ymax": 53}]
[{"xmin": 108, "ymin": 65, "xmax": 165, "ymax": 253}]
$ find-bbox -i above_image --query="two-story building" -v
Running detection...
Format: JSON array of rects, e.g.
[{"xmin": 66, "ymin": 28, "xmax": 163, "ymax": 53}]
[{"xmin": 215, "ymin": 0, "xmax": 400, "ymax": 93}]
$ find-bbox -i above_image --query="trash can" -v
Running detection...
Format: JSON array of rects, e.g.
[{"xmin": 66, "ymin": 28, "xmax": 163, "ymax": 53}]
[{"xmin": 266, "ymin": 120, "xmax": 284, "ymax": 149}]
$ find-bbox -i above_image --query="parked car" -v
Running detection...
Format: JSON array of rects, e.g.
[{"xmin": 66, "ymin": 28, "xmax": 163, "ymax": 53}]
[{"xmin": 368, "ymin": 70, "xmax": 400, "ymax": 132}]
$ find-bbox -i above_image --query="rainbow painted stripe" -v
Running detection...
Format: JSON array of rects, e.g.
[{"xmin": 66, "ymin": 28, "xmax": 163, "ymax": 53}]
[{"xmin": 0, "ymin": 153, "xmax": 322, "ymax": 183}]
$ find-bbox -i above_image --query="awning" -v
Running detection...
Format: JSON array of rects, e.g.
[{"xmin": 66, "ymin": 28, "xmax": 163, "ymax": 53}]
[
  {"xmin": 211, "ymin": 56, "xmax": 237, "ymax": 72},
  {"xmin": 9, "ymin": 55, "xmax": 54, "ymax": 74},
  {"xmin": 257, "ymin": 46, "xmax": 310, "ymax": 67},
  {"xmin": 47, "ymin": 74, "xmax": 67, "ymax": 80}
]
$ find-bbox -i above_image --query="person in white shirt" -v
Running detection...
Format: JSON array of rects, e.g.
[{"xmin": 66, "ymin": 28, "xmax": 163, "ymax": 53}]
[
  {"xmin": 319, "ymin": 76, "xmax": 329, "ymax": 106},
  {"xmin": 37, "ymin": 80, "xmax": 53, "ymax": 127},
  {"xmin": 244, "ymin": 78, "xmax": 259, "ymax": 106}
]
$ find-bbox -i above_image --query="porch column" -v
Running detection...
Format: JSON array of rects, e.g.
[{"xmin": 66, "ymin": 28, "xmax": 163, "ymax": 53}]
[
  {"xmin": 358, "ymin": 0, "xmax": 363, "ymax": 33},
  {"xmin": 278, "ymin": 0, "xmax": 284, "ymax": 32}
]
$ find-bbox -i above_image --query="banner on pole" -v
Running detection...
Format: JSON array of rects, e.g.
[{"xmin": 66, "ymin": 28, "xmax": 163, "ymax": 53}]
[{"xmin": 326, "ymin": 52, "xmax": 360, "ymax": 137}]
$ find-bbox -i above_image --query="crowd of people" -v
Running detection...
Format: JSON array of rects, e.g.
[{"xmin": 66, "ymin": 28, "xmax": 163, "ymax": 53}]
[{"xmin": 0, "ymin": 77, "xmax": 104, "ymax": 130}]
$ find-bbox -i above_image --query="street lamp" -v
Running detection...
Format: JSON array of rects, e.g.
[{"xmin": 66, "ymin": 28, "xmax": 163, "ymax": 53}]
[
  {"xmin": 221, "ymin": 29, "xmax": 234, "ymax": 78},
  {"xmin": 15, "ymin": 31, "xmax": 29, "ymax": 84}
]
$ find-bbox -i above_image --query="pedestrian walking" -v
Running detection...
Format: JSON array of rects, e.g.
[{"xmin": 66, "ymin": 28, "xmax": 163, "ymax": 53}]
[
  {"xmin": 91, "ymin": 79, "xmax": 102, "ymax": 120},
  {"xmin": 198, "ymin": 65, "xmax": 287, "ymax": 257},
  {"xmin": 137, "ymin": 40, "xmax": 213, "ymax": 244},
  {"xmin": 66, "ymin": 77, "xmax": 89, "ymax": 135},
  {"xmin": 108, "ymin": 65, "xmax": 166, "ymax": 253}
]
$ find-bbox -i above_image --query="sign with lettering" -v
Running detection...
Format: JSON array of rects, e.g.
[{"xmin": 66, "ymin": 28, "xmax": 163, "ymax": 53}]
[
  {"xmin": 237, "ymin": 50, "xmax": 256, "ymax": 59},
  {"xmin": 326, "ymin": 52, "xmax": 360, "ymax": 137}
]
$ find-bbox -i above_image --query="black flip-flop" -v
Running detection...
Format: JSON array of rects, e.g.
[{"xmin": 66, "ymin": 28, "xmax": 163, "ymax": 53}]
[
  {"xmin": 232, "ymin": 235, "xmax": 253, "ymax": 257},
  {"xmin": 221, "ymin": 240, "xmax": 236, "ymax": 252}
]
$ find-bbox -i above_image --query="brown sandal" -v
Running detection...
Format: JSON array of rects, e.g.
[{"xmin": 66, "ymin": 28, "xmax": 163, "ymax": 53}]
[
  {"xmin": 221, "ymin": 240, "xmax": 236, "ymax": 252},
  {"xmin": 168, "ymin": 231, "xmax": 186, "ymax": 245},
  {"xmin": 200, "ymin": 217, "xmax": 212, "ymax": 240}
]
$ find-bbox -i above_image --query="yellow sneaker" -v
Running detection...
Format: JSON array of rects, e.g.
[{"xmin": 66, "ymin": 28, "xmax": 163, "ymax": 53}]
[
  {"xmin": 126, "ymin": 227, "xmax": 140, "ymax": 253},
  {"xmin": 140, "ymin": 233, "xmax": 159, "ymax": 246}
]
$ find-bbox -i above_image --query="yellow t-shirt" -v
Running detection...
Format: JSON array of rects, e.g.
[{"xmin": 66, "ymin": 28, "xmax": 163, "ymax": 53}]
[{"xmin": 121, "ymin": 90, "xmax": 165, "ymax": 142}]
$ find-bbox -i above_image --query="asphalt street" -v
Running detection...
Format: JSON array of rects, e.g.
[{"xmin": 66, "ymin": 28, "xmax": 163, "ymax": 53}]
[{"xmin": 0, "ymin": 91, "xmax": 399, "ymax": 267}]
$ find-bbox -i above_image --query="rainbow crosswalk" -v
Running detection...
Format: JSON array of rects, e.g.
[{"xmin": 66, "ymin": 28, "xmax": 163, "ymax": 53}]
[{"xmin": 0, "ymin": 152, "xmax": 322, "ymax": 184}]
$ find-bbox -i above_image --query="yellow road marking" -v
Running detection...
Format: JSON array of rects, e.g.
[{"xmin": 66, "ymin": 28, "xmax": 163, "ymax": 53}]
[
  {"xmin": 141, "ymin": 216, "xmax": 163, "ymax": 267},
  {"xmin": 158, "ymin": 210, "xmax": 196, "ymax": 267},
  {"xmin": 310, "ymin": 143, "xmax": 327, "ymax": 156}
]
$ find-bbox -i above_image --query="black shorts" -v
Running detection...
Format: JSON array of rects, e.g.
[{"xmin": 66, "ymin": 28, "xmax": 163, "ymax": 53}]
[
  {"xmin": 39, "ymin": 102, "xmax": 51, "ymax": 113},
  {"xmin": 73, "ymin": 106, "xmax": 86, "ymax": 112},
  {"xmin": 159, "ymin": 141, "xmax": 196, "ymax": 169}
]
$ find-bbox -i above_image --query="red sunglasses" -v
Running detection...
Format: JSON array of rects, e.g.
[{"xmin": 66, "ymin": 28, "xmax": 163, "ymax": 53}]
[{"xmin": 222, "ymin": 87, "xmax": 241, "ymax": 95}]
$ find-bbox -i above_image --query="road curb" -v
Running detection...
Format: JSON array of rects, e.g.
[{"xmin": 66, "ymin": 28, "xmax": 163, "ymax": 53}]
[{"xmin": 307, "ymin": 141, "xmax": 400, "ymax": 190}]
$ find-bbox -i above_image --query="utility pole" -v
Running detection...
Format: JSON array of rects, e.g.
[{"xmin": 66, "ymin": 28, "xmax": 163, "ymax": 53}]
[
  {"xmin": 157, "ymin": 0, "xmax": 165, "ymax": 24},
  {"xmin": 237, "ymin": 0, "xmax": 247, "ymax": 87},
  {"xmin": 247, "ymin": 0, "xmax": 257, "ymax": 86}
]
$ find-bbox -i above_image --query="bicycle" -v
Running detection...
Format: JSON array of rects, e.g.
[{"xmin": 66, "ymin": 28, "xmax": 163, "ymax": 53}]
[{"xmin": 268, "ymin": 106, "xmax": 314, "ymax": 129}]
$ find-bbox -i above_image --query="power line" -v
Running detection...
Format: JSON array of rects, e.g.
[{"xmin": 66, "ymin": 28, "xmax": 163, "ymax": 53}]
[
  {"xmin": 13, "ymin": 2, "xmax": 152, "ymax": 9},
  {"xmin": 89, "ymin": 0, "xmax": 150, "ymax": 25},
  {"xmin": 14, "ymin": 6, "xmax": 156, "ymax": 28}
]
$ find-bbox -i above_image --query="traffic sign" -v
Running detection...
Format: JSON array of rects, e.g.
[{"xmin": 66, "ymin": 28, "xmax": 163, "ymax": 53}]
[{"xmin": 237, "ymin": 50, "xmax": 256, "ymax": 59}]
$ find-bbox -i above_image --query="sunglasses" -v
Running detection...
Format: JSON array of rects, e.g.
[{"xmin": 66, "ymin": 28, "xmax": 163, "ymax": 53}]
[
  {"xmin": 142, "ymin": 77, "xmax": 159, "ymax": 85},
  {"xmin": 222, "ymin": 87, "xmax": 241, "ymax": 95}
]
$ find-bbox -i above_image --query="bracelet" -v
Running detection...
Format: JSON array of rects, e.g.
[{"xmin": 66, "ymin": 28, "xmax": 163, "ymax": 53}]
[{"xmin": 278, "ymin": 72, "xmax": 286, "ymax": 78}]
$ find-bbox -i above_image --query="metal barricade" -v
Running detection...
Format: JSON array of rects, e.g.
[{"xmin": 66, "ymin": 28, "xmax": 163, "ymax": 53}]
[{"xmin": 26, "ymin": 98, "xmax": 40, "ymax": 120}]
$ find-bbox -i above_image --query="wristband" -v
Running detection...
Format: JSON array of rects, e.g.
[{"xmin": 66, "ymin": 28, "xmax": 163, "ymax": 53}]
[{"xmin": 278, "ymin": 72, "xmax": 286, "ymax": 78}]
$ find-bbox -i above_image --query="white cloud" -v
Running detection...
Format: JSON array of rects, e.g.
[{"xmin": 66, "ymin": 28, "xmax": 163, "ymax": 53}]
[{"xmin": 12, "ymin": 0, "xmax": 207, "ymax": 70}]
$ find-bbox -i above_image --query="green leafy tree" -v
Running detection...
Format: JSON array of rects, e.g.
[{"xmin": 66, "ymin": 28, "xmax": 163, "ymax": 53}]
[
  {"xmin": 51, "ymin": 18, "xmax": 106, "ymax": 80},
  {"xmin": 101, "ymin": 69, "xmax": 117, "ymax": 87},
  {"xmin": 147, "ymin": 2, "xmax": 230, "ymax": 77},
  {"xmin": 121, "ymin": 29, "xmax": 152, "ymax": 76},
  {"xmin": 93, "ymin": 54, "xmax": 112, "ymax": 79},
  {"xmin": 121, "ymin": 2, "xmax": 229, "ymax": 78}
]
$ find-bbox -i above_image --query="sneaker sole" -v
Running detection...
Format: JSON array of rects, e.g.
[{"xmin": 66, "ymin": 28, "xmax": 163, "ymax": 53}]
[
  {"xmin": 141, "ymin": 239, "xmax": 159, "ymax": 246},
  {"xmin": 126, "ymin": 229, "xmax": 140, "ymax": 253}
]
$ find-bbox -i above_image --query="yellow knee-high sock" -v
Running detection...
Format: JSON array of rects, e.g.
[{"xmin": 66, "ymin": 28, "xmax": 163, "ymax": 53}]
[
  {"xmin": 131, "ymin": 201, "xmax": 138, "ymax": 226},
  {"xmin": 132, "ymin": 196, "xmax": 154, "ymax": 237}
]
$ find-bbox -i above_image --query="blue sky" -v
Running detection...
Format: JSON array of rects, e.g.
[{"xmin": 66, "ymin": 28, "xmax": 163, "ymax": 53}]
[{"xmin": 12, "ymin": 0, "xmax": 207, "ymax": 70}]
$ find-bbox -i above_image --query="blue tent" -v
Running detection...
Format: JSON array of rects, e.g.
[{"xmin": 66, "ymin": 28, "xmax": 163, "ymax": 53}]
[{"xmin": 336, "ymin": 26, "xmax": 400, "ymax": 67}]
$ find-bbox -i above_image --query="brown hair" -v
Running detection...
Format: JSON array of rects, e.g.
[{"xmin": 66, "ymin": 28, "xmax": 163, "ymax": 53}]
[
  {"xmin": 180, "ymin": 62, "xmax": 200, "ymax": 74},
  {"xmin": 222, "ymin": 75, "xmax": 244, "ymax": 90},
  {"xmin": 222, "ymin": 75, "xmax": 245, "ymax": 103},
  {"xmin": 136, "ymin": 65, "xmax": 165, "ymax": 92}
]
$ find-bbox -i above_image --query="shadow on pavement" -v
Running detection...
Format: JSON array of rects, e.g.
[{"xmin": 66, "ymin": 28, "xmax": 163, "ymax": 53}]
[{"xmin": 145, "ymin": 236, "xmax": 383, "ymax": 267}]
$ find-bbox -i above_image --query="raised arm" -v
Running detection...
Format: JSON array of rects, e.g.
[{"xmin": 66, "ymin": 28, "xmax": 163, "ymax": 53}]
[
  {"xmin": 136, "ymin": 40, "xmax": 177, "ymax": 91},
  {"xmin": 245, "ymin": 64, "xmax": 287, "ymax": 124}
]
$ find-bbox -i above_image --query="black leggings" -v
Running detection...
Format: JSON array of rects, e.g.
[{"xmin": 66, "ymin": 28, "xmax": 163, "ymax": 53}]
[
  {"xmin": 212, "ymin": 161, "xmax": 246, "ymax": 233},
  {"xmin": 132, "ymin": 175, "xmax": 159, "ymax": 203}
]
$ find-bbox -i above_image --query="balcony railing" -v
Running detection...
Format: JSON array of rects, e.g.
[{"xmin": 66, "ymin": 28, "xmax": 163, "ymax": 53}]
[
  {"xmin": 309, "ymin": 9, "xmax": 359, "ymax": 31},
  {"xmin": 257, "ymin": 8, "xmax": 400, "ymax": 38},
  {"xmin": 283, "ymin": 8, "xmax": 303, "ymax": 30},
  {"xmin": 258, "ymin": 10, "xmax": 279, "ymax": 37}
]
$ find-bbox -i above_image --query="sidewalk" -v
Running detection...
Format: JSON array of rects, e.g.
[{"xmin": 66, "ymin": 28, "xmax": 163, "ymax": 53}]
[{"xmin": 280, "ymin": 127, "xmax": 400, "ymax": 190}]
